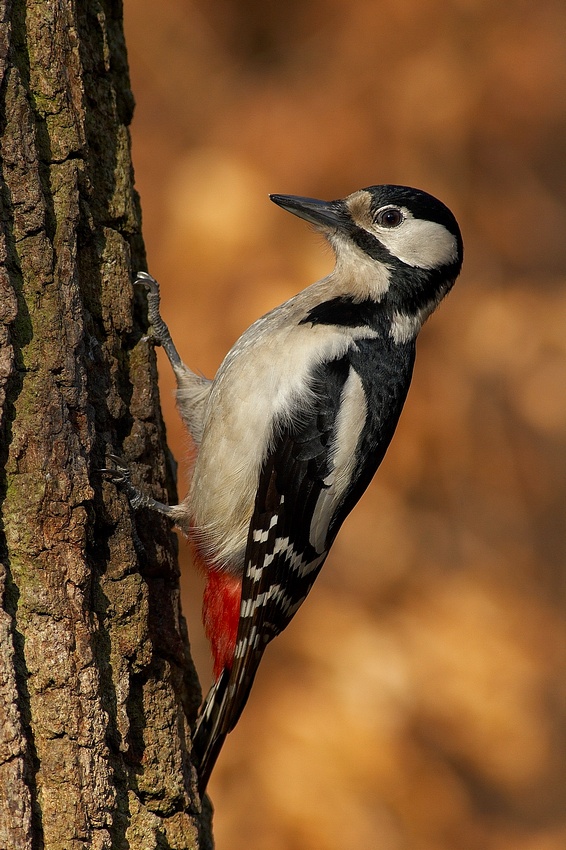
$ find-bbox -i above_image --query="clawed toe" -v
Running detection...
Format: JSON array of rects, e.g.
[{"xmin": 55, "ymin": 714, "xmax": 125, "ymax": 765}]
[
  {"xmin": 100, "ymin": 454, "xmax": 146, "ymax": 508},
  {"xmin": 101, "ymin": 453, "xmax": 131, "ymax": 483},
  {"xmin": 135, "ymin": 271, "xmax": 159, "ymax": 296}
]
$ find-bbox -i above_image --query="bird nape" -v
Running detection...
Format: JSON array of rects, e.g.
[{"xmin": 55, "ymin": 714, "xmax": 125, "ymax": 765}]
[{"xmin": 106, "ymin": 184, "xmax": 463, "ymax": 794}]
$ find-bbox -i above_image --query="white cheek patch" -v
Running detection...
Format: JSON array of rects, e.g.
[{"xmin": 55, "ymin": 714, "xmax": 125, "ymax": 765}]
[{"xmin": 371, "ymin": 211, "xmax": 458, "ymax": 270}]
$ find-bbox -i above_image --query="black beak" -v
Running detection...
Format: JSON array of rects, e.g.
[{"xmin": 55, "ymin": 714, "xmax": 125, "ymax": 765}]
[{"xmin": 270, "ymin": 194, "xmax": 347, "ymax": 230}]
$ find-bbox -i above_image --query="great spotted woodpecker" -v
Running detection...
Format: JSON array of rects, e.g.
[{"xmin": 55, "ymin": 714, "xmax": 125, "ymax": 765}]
[{"xmin": 110, "ymin": 185, "xmax": 463, "ymax": 793}]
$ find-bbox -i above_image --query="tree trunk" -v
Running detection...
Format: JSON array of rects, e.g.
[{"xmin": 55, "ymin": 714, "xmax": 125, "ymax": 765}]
[{"xmin": 0, "ymin": 1, "xmax": 211, "ymax": 847}]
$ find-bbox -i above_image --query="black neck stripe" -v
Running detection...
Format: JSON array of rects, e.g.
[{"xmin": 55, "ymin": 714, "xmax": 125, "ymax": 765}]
[{"xmin": 300, "ymin": 296, "xmax": 383, "ymax": 329}]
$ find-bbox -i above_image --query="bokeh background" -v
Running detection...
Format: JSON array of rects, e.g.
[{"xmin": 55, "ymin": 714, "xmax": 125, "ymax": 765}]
[{"xmin": 124, "ymin": 2, "xmax": 566, "ymax": 848}]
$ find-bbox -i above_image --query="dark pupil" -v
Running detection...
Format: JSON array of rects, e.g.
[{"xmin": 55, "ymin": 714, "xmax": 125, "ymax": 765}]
[{"xmin": 381, "ymin": 209, "xmax": 401, "ymax": 226}]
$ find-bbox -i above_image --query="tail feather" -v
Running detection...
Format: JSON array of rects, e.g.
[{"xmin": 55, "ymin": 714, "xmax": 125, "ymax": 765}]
[
  {"xmin": 192, "ymin": 673, "xmax": 230, "ymax": 794},
  {"xmin": 192, "ymin": 650, "xmax": 264, "ymax": 794}
]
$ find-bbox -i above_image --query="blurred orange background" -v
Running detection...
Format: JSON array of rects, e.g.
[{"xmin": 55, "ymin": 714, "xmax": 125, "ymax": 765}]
[{"xmin": 124, "ymin": 2, "xmax": 566, "ymax": 848}]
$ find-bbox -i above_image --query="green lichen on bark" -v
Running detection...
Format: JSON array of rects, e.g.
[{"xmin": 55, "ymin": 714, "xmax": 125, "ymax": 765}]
[{"xmin": 0, "ymin": 1, "xmax": 208, "ymax": 848}]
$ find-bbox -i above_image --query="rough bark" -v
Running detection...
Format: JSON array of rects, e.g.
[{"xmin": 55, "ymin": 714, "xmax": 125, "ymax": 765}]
[{"xmin": 0, "ymin": 1, "xmax": 210, "ymax": 847}]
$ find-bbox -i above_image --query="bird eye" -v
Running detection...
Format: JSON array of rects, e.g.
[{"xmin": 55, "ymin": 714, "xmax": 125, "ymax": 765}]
[{"xmin": 375, "ymin": 206, "xmax": 404, "ymax": 228}]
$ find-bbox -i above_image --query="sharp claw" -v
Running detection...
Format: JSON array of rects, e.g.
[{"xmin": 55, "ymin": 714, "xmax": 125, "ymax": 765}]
[
  {"xmin": 108, "ymin": 452, "xmax": 127, "ymax": 466},
  {"xmin": 101, "ymin": 454, "xmax": 132, "ymax": 484},
  {"xmin": 134, "ymin": 271, "xmax": 159, "ymax": 295}
]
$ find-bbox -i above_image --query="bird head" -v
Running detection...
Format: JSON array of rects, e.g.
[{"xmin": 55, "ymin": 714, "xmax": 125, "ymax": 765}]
[{"xmin": 270, "ymin": 185, "xmax": 463, "ymax": 342}]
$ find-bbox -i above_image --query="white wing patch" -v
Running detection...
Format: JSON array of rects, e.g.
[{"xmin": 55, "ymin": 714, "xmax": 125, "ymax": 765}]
[{"xmin": 309, "ymin": 366, "xmax": 367, "ymax": 553}]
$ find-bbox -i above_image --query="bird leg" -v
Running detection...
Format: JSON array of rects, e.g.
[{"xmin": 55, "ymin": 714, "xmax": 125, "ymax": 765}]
[{"xmin": 136, "ymin": 271, "xmax": 184, "ymax": 372}]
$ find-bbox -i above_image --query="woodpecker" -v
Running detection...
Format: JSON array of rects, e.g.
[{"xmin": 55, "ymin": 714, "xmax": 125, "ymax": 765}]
[{"xmin": 110, "ymin": 185, "xmax": 463, "ymax": 793}]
